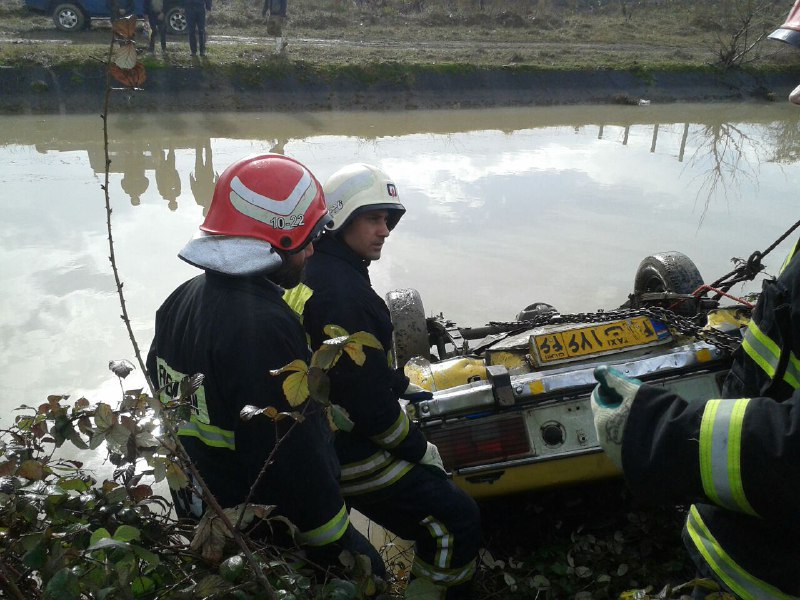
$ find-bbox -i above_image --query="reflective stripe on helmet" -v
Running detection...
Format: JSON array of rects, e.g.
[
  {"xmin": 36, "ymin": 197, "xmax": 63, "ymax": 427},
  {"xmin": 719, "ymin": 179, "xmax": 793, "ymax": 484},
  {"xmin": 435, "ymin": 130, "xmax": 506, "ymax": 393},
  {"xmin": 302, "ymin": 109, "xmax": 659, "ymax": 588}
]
[
  {"xmin": 685, "ymin": 505, "xmax": 794, "ymax": 600},
  {"xmin": 699, "ymin": 399, "xmax": 758, "ymax": 517},
  {"xmin": 200, "ymin": 153, "xmax": 329, "ymax": 252}
]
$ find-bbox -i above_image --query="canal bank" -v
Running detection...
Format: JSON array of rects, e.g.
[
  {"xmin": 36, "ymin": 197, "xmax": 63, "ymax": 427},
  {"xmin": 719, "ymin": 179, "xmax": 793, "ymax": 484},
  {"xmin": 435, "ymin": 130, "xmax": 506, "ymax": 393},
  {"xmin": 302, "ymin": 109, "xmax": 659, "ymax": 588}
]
[{"xmin": 3, "ymin": 63, "xmax": 800, "ymax": 114}]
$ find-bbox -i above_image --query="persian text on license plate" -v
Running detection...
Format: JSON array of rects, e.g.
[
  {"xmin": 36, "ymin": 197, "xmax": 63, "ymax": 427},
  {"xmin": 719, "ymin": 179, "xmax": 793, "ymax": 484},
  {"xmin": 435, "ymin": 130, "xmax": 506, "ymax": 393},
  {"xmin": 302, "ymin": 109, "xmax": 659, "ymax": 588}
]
[{"xmin": 529, "ymin": 317, "xmax": 670, "ymax": 366}]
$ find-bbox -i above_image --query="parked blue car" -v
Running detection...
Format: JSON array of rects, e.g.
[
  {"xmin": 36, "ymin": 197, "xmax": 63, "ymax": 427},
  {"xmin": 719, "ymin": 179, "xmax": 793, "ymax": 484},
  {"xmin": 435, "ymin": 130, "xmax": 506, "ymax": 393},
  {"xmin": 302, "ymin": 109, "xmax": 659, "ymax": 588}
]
[{"xmin": 24, "ymin": 0, "xmax": 186, "ymax": 34}]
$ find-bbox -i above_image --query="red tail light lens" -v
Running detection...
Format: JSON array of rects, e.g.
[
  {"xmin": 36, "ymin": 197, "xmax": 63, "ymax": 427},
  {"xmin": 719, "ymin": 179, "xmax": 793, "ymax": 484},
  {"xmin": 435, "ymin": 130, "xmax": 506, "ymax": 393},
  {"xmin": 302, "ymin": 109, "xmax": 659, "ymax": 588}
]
[{"xmin": 427, "ymin": 413, "xmax": 530, "ymax": 469}]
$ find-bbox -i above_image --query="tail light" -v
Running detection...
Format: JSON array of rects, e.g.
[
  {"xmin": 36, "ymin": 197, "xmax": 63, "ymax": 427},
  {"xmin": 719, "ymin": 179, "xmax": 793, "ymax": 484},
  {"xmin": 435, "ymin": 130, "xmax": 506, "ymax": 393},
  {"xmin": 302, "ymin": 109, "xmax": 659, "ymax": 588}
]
[{"xmin": 427, "ymin": 413, "xmax": 530, "ymax": 469}]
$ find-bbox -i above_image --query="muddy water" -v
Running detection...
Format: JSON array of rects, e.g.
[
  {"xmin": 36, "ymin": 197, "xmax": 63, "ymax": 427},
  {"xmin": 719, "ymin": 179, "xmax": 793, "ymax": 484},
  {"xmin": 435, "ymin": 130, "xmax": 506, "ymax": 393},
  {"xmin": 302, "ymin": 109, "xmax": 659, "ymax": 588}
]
[{"xmin": 1, "ymin": 103, "xmax": 799, "ymax": 446}]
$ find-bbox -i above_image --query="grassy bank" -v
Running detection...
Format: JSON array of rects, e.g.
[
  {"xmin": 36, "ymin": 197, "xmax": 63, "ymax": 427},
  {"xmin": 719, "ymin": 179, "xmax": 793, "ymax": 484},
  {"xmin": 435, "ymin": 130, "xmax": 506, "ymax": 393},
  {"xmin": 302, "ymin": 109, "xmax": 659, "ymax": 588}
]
[{"xmin": 3, "ymin": 0, "xmax": 800, "ymax": 71}]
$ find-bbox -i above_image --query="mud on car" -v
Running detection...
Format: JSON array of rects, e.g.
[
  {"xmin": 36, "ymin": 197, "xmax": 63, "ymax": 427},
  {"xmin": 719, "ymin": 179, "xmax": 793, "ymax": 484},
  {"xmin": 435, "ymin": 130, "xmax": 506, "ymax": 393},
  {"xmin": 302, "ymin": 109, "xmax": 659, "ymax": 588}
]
[
  {"xmin": 24, "ymin": 0, "xmax": 186, "ymax": 34},
  {"xmin": 387, "ymin": 252, "xmax": 749, "ymax": 500}
]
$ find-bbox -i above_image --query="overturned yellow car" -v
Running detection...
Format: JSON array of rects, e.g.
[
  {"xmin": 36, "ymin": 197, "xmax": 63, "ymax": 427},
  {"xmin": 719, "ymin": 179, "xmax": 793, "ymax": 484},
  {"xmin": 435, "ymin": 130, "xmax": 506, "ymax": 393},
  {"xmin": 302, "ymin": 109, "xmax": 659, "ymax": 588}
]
[{"xmin": 387, "ymin": 252, "xmax": 748, "ymax": 499}]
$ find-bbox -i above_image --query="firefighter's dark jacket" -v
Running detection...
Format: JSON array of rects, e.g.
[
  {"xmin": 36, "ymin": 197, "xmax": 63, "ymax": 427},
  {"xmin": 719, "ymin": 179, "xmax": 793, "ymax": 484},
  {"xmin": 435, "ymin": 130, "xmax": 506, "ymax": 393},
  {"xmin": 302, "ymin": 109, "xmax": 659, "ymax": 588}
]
[
  {"xmin": 621, "ymin": 239, "xmax": 800, "ymax": 599},
  {"xmin": 146, "ymin": 272, "xmax": 349, "ymax": 546},
  {"xmin": 295, "ymin": 235, "xmax": 428, "ymax": 496}
]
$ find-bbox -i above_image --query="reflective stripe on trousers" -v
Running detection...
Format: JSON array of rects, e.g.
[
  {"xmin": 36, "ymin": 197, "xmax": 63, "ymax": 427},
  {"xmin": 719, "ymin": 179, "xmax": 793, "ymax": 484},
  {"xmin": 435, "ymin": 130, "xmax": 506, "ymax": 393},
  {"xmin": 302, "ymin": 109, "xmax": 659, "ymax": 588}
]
[
  {"xmin": 685, "ymin": 505, "xmax": 797, "ymax": 600},
  {"xmin": 698, "ymin": 399, "xmax": 758, "ymax": 517},
  {"xmin": 339, "ymin": 458, "xmax": 414, "ymax": 496},
  {"xmin": 297, "ymin": 503, "xmax": 349, "ymax": 547}
]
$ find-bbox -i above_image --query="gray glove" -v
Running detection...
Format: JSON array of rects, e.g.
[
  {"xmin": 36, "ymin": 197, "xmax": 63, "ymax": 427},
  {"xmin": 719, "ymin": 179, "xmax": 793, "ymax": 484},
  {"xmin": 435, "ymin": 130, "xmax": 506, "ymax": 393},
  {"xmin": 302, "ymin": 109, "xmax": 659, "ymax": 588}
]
[
  {"xmin": 419, "ymin": 441, "xmax": 446, "ymax": 476},
  {"xmin": 590, "ymin": 366, "xmax": 642, "ymax": 469}
]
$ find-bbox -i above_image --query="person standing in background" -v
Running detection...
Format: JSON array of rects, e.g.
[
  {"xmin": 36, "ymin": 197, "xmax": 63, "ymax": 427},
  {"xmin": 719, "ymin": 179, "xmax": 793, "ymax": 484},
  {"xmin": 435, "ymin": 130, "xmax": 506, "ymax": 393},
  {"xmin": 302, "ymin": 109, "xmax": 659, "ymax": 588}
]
[
  {"xmin": 184, "ymin": 0, "xmax": 211, "ymax": 58},
  {"xmin": 144, "ymin": 0, "xmax": 167, "ymax": 55}
]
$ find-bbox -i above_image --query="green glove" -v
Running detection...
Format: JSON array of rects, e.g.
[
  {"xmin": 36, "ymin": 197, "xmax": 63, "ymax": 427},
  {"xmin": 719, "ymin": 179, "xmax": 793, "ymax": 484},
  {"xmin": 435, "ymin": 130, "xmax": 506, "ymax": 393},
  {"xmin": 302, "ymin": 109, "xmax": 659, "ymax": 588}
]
[{"xmin": 590, "ymin": 366, "xmax": 642, "ymax": 469}]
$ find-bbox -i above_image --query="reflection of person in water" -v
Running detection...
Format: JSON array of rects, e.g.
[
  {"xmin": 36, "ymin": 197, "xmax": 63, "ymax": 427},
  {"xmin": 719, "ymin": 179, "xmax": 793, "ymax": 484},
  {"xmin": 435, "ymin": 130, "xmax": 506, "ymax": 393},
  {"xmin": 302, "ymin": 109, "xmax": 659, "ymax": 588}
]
[
  {"xmin": 119, "ymin": 147, "xmax": 150, "ymax": 206},
  {"xmin": 189, "ymin": 141, "xmax": 218, "ymax": 216},
  {"xmin": 156, "ymin": 146, "xmax": 181, "ymax": 211}
]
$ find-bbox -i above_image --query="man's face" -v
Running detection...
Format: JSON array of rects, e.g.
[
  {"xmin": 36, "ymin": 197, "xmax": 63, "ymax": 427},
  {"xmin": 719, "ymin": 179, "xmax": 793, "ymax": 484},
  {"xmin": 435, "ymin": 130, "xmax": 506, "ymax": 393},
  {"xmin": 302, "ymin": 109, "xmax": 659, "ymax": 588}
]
[
  {"xmin": 341, "ymin": 209, "xmax": 391, "ymax": 261},
  {"xmin": 271, "ymin": 243, "xmax": 314, "ymax": 288}
]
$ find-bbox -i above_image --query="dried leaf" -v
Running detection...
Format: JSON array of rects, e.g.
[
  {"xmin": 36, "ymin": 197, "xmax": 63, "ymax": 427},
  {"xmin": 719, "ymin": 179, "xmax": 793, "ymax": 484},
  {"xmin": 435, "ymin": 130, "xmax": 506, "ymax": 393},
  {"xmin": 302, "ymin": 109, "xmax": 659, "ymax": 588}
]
[
  {"xmin": 108, "ymin": 359, "xmax": 135, "ymax": 379},
  {"xmin": 112, "ymin": 14, "xmax": 137, "ymax": 39},
  {"xmin": 109, "ymin": 62, "xmax": 146, "ymax": 88},
  {"xmin": 113, "ymin": 42, "xmax": 138, "ymax": 70},
  {"xmin": 17, "ymin": 460, "xmax": 45, "ymax": 480}
]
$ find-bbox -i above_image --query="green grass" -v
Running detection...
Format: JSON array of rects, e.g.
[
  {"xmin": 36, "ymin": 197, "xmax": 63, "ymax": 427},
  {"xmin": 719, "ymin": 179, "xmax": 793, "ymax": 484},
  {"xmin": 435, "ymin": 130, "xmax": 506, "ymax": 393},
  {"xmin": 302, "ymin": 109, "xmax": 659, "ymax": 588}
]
[{"xmin": 3, "ymin": 0, "xmax": 800, "ymax": 71}]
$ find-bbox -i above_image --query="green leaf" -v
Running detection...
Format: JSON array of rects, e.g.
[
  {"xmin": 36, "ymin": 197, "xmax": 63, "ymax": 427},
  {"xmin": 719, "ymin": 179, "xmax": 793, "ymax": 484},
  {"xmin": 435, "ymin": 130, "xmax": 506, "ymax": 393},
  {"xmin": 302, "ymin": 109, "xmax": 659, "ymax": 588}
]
[
  {"xmin": 311, "ymin": 342, "xmax": 343, "ymax": 370},
  {"xmin": 113, "ymin": 524, "xmax": 141, "ymax": 542},
  {"xmin": 43, "ymin": 567, "xmax": 81, "ymax": 600},
  {"xmin": 324, "ymin": 324, "xmax": 349, "ymax": 339},
  {"xmin": 94, "ymin": 403, "xmax": 115, "ymax": 430},
  {"xmin": 307, "ymin": 366, "xmax": 330, "ymax": 404},
  {"xmin": 105, "ymin": 423, "xmax": 132, "ymax": 451},
  {"xmin": 283, "ymin": 370, "xmax": 309, "ymax": 407},
  {"xmin": 343, "ymin": 343, "xmax": 366, "ymax": 366},
  {"xmin": 166, "ymin": 461, "xmax": 189, "ymax": 490},
  {"xmin": 329, "ymin": 405, "xmax": 354, "ymax": 432},
  {"xmin": 135, "ymin": 431, "xmax": 160, "ymax": 449},
  {"xmin": 58, "ymin": 477, "xmax": 89, "ymax": 492},
  {"xmin": 89, "ymin": 537, "xmax": 131, "ymax": 552},
  {"xmin": 195, "ymin": 574, "xmax": 231, "ymax": 596},
  {"xmin": 131, "ymin": 575, "xmax": 156, "ymax": 596},
  {"xmin": 21, "ymin": 541, "xmax": 48, "ymax": 570},
  {"xmin": 347, "ymin": 331, "xmax": 383, "ymax": 351},
  {"xmin": 131, "ymin": 544, "xmax": 160, "ymax": 567},
  {"xmin": 270, "ymin": 359, "xmax": 308, "ymax": 377},
  {"xmin": 403, "ymin": 578, "xmax": 444, "ymax": 600}
]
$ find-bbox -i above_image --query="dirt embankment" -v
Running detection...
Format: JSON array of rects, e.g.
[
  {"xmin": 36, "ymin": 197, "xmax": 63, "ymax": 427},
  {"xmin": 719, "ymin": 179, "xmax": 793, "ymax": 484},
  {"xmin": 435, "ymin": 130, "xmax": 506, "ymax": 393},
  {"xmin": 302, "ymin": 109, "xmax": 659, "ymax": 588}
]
[{"xmin": 3, "ymin": 61, "xmax": 800, "ymax": 114}]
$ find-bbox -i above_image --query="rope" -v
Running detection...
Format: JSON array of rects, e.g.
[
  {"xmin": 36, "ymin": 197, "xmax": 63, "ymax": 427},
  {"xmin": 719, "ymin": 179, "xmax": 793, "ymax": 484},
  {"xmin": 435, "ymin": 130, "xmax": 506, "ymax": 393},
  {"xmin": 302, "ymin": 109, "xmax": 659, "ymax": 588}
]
[{"xmin": 707, "ymin": 219, "xmax": 800, "ymax": 295}]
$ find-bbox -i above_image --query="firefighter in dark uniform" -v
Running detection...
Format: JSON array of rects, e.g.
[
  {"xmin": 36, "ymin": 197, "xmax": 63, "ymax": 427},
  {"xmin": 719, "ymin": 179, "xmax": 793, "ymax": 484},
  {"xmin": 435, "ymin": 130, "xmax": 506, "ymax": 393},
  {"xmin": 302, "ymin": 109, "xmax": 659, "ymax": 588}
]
[
  {"xmin": 285, "ymin": 163, "xmax": 481, "ymax": 598},
  {"xmin": 146, "ymin": 154, "xmax": 383, "ymax": 575},
  {"xmin": 590, "ymin": 236, "xmax": 800, "ymax": 600}
]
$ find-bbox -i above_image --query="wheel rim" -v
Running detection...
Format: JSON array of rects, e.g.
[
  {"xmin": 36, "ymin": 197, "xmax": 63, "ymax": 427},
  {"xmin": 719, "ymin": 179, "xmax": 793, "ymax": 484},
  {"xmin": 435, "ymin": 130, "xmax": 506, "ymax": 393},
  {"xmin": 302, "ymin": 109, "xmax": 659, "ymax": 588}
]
[
  {"xmin": 59, "ymin": 9, "xmax": 78, "ymax": 28},
  {"xmin": 170, "ymin": 13, "xmax": 186, "ymax": 32}
]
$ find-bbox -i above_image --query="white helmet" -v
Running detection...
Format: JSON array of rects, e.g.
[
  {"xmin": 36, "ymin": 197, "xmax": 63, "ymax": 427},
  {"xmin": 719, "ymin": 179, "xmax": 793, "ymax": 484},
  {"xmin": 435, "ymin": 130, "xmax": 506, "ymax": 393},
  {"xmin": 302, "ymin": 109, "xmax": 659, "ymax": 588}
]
[{"xmin": 323, "ymin": 163, "xmax": 406, "ymax": 233}]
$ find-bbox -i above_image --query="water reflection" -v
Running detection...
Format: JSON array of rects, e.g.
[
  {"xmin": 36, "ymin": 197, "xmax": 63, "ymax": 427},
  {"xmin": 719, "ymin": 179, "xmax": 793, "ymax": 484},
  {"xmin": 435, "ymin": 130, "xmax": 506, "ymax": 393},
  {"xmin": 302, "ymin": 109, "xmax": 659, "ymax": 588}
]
[{"xmin": 1, "ymin": 105, "xmax": 799, "ymax": 416}]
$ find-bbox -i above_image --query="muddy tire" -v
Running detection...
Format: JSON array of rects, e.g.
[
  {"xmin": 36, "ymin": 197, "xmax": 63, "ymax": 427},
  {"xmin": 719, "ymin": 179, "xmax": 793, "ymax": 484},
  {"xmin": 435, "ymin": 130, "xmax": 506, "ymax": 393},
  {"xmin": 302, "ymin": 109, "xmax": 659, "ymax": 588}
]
[
  {"xmin": 634, "ymin": 251, "xmax": 703, "ymax": 316},
  {"xmin": 52, "ymin": 3, "xmax": 85, "ymax": 32},
  {"xmin": 386, "ymin": 288, "xmax": 430, "ymax": 368}
]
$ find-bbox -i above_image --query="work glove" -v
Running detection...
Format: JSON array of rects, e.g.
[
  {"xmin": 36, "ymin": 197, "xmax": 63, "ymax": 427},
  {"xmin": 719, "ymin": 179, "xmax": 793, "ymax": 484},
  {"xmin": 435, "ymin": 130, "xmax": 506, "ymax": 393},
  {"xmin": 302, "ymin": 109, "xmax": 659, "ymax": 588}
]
[
  {"xmin": 419, "ymin": 441, "xmax": 447, "ymax": 477},
  {"xmin": 401, "ymin": 381, "xmax": 433, "ymax": 401},
  {"xmin": 590, "ymin": 366, "xmax": 642, "ymax": 470}
]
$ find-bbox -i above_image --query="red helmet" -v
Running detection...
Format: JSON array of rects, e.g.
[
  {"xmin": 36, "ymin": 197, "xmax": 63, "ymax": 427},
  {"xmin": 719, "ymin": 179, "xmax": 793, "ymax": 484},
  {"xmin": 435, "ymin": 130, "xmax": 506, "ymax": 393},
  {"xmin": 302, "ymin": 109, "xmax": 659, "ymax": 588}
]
[{"xmin": 201, "ymin": 153, "xmax": 330, "ymax": 252}]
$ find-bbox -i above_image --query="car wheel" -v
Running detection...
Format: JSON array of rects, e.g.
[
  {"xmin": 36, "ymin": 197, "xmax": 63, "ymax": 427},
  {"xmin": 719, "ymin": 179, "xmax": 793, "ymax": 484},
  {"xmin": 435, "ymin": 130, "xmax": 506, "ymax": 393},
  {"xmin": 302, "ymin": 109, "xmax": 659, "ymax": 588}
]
[
  {"xmin": 52, "ymin": 3, "xmax": 85, "ymax": 32},
  {"xmin": 165, "ymin": 7, "xmax": 187, "ymax": 35},
  {"xmin": 516, "ymin": 302, "xmax": 558, "ymax": 322},
  {"xmin": 633, "ymin": 251, "xmax": 704, "ymax": 316},
  {"xmin": 386, "ymin": 288, "xmax": 430, "ymax": 369}
]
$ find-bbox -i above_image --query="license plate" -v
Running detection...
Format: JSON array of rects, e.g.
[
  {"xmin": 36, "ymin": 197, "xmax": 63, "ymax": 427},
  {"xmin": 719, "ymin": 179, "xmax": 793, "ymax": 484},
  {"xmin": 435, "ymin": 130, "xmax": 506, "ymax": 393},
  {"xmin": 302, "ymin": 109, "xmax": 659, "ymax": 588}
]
[{"xmin": 529, "ymin": 317, "xmax": 670, "ymax": 366}]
